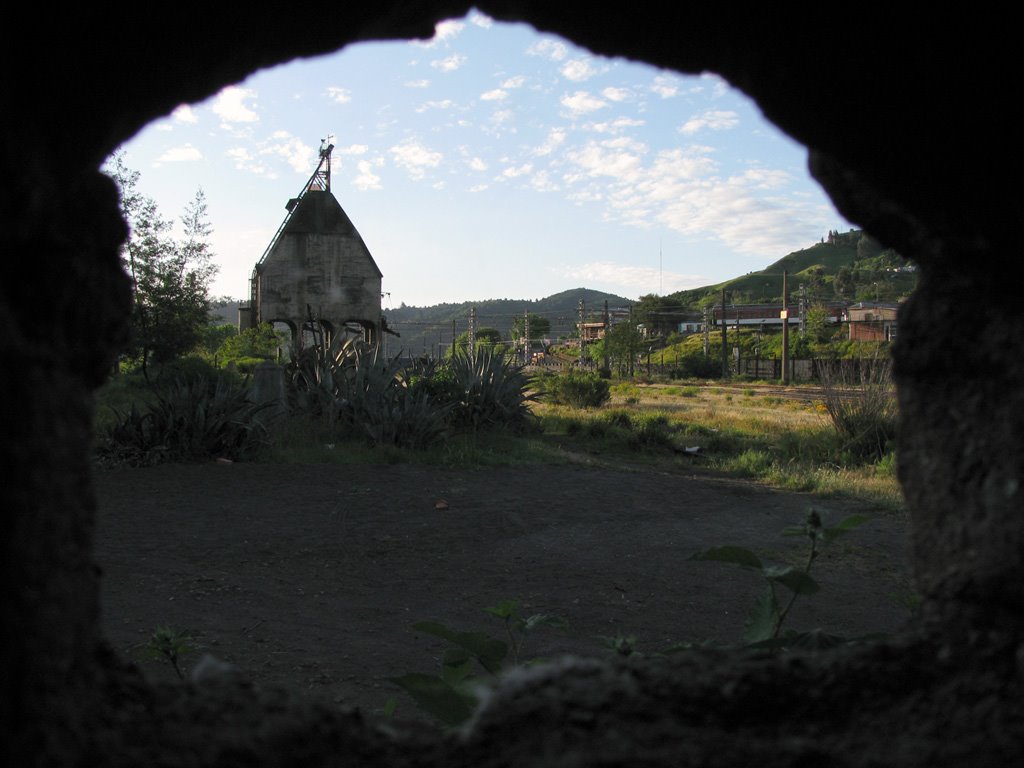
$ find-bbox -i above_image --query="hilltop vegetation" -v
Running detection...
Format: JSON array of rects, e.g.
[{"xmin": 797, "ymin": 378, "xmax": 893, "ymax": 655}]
[{"xmin": 666, "ymin": 229, "xmax": 915, "ymax": 309}]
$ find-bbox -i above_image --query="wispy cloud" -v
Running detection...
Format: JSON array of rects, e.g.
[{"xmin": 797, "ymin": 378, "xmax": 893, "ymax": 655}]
[
  {"xmin": 154, "ymin": 144, "xmax": 202, "ymax": 164},
  {"xmin": 405, "ymin": 79, "xmax": 431, "ymax": 88},
  {"xmin": 527, "ymin": 39, "xmax": 568, "ymax": 61},
  {"xmin": 649, "ymin": 75, "xmax": 679, "ymax": 99},
  {"xmin": 260, "ymin": 135, "xmax": 315, "ymax": 174},
  {"xmin": 533, "ymin": 128, "xmax": 567, "ymax": 156},
  {"xmin": 469, "ymin": 157, "xmax": 488, "ymax": 171},
  {"xmin": 325, "ymin": 87, "xmax": 352, "ymax": 104},
  {"xmin": 501, "ymin": 163, "xmax": 533, "ymax": 179},
  {"xmin": 171, "ymin": 105, "xmax": 198, "ymax": 124},
  {"xmin": 431, "ymin": 54, "xmax": 467, "ymax": 72},
  {"xmin": 416, "ymin": 99, "xmax": 455, "ymax": 112},
  {"xmin": 559, "ymin": 261, "xmax": 706, "ymax": 294},
  {"xmin": 679, "ymin": 109, "xmax": 740, "ymax": 135},
  {"xmin": 469, "ymin": 11, "xmax": 493, "ymax": 28},
  {"xmin": 480, "ymin": 89, "xmax": 508, "ymax": 101},
  {"xmin": 353, "ymin": 158, "xmax": 383, "ymax": 190},
  {"xmin": 212, "ymin": 86, "xmax": 259, "ymax": 124},
  {"xmin": 227, "ymin": 146, "xmax": 275, "ymax": 178},
  {"xmin": 589, "ymin": 117, "xmax": 646, "ymax": 134},
  {"xmin": 602, "ymin": 87, "xmax": 630, "ymax": 102},
  {"xmin": 417, "ymin": 19, "xmax": 465, "ymax": 47},
  {"xmin": 390, "ymin": 138, "xmax": 443, "ymax": 179},
  {"xmin": 560, "ymin": 90, "xmax": 607, "ymax": 116},
  {"xmin": 561, "ymin": 58, "xmax": 599, "ymax": 82}
]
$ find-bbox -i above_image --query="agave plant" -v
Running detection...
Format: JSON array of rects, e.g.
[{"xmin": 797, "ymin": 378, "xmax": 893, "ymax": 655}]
[
  {"xmin": 446, "ymin": 348, "xmax": 538, "ymax": 433},
  {"xmin": 288, "ymin": 335, "xmax": 452, "ymax": 449},
  {"xmin": 97, "ymin": 374, "xmax": 271, "ymax": 466}
]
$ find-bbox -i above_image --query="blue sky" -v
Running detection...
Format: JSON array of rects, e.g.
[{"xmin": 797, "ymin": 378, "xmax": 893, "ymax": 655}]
[{"xmin": 111, "ymin": 10, "xmax": 851, "ymax": 308}]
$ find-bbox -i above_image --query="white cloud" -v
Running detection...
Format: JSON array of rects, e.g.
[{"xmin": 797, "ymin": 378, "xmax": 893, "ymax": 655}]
[
  {"xmin": 533, "ymin": 128, "xmax": 567, "ymax": 156},
  {"xmin": 171, "ymin": 105, "xmax": 198, "ymax": 124},
  {"xmin": 501, "ymin": 163, "xmax": 533, "ymax": 178},
  {"xmin": 679, "ymin": 109, "xmax": 740, "ymax": 135},
  {"xmin": 431, "ymin": 54, "xmax": 467, "ymax": 72},
  {"xmin": 527, "ymin": 39, "xmax": 568, "ymax": 61},
  {"xmin": 561, "ymin": 58, "xmax": 598, "ymax": 82},
  {"xmin": 227, "ymin": 146, "xmax": 275, "ymax": 178},
  {"xmin": 212, "ymin": 86, "xmax": 258, "ymax": 124},
  {"xmin": 561, "ymin": 91, "xmax": 607, "ymax": 116},
  {"xmin": 155, "ymin": 144, "xmax": 203, "ymax": 164},
  {"xmin": 489, "ymin": 109, "xmax": 514, "ymax": 127},
  {"xmin": 502, "ymin": 75, "xmax": 526, "ymax": 89},
  {"xmin": 602, "ymin": 87, "xmax": 630, "ymax": 102},
  {"xmin": 337, "ymin": 144, "xmax": 369, "ymax": 156},
  {"xmin": 469, "ymin": 157, "xmax": 488, "ymax": 171},
  {"xmin": 353, "ymin": 158, "xmax": 383, "ymax": 190},
  {"xmin": 405, "ymin": 79, "xmax": 431, "ymax": 88},
  {"xmin": 326, "ymin": 86, "xmax": 351, "ymax": 104},
  {"xmin": 531, "ymin": 170, "xmax": 559, "ymax": 192},
  {"xmin": 565, "ymin": 140, "xmax": 645, "ymax": 182},
  {"xmin": 416, "ymin": 99, "xmax": 454, "ymax": 113},
  {"xmin": 469, "ymin": 11, "xmax": 493, "ymax": 28},
  {"xmin": 560, "ymin": 261, "xmax": 705, "ymax": 294},
  {"xmin": 589, "ymin": 117, "xmax": 646, "ymax": 134},
  {"xmin": 649, "ymin": 75, "xmax": 679, "ymax": 99},
  {"xmin": 260, "ymin": 136, "xmax": 316, "ymax": 174},
  {"xmin": 480, "ymin": 89, "xmax": 507, "ymax": 101},
  {"xmin": 432, "ymin": 19, "xmax": 465, "ymax": 43},
  {"xmin": 469, "ymin": 183, "xmax": 489, "ymax": 193},
  {"xmin": 390, "ymin": 139, "xmax": 443, "ymax": 179}
]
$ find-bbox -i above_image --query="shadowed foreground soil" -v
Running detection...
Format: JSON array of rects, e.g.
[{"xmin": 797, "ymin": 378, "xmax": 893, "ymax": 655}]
[{"xmin": 93, "ymin": 461, "xmax": 912, "ymax": 719}]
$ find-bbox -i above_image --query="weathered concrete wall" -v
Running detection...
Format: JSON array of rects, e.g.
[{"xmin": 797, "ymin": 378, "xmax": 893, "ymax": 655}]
[
  {"xmin": 257, "ymin": 190, "xmax": 382, "ymax": 341},
  {"xmin": 2, "ymin": 4, "xmax": 1022, "ymax": 766}
]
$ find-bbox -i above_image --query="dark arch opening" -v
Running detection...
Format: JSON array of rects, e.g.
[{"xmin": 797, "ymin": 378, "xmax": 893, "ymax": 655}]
[{"xmin": 3, "ymin": 5, "xmax": 1021, "ymax": 767}]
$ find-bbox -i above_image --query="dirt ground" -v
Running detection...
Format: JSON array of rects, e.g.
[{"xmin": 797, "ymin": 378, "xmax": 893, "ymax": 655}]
[{"xmin": 93, "ymin": 460, "xmax": 913, "ymax": 720}]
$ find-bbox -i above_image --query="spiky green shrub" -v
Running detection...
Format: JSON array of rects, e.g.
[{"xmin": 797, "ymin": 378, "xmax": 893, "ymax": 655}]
[
  {"xmin": 97, "ymin": 375, "xmax": 270, "ymax": 466},
  {"xmin": 288, "ymin": 337, "xmax": 452, "ymax": 449},
  {"xmin": 446, "ymin": 348, "xmax": 537, "ymax": 433}
]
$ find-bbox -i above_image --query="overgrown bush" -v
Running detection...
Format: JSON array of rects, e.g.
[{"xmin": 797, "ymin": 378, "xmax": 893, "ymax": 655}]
[
  {"xmin": 816, "ymin": 355, "xmax": 897, "ymax": 460},
  {"xmin": 96, "ymin": 374, "xmax": 270, "ymax": 466},
  {"xmin": 537, "ymin": 370, "xmax": 611, "ymax": 408}
]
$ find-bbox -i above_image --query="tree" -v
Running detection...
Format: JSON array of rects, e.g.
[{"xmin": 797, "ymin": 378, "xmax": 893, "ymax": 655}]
[
  {"xmin": 451, "ymin": 327, "xmax": 507, "ymax": 357},
  {"xmin": 510, "ymin": 313, "xmax": 551, "ymax": 342},
  {"xmin": 107, "ymin": 154, "xmax": 218, "ymax": 378}
]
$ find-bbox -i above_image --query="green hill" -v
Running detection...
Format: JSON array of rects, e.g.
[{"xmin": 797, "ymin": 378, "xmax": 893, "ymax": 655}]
[
  {"xmin": 667, "ymin": 229, "xmax": 916, "ymax": 308},
  {"xmin": 383, "ymin": 288, "xmax": 631, "ymax": 353}
]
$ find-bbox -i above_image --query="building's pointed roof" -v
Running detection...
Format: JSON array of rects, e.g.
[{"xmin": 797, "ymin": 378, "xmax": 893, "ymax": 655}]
[{"xmin": 280, "ymin": 189, "xmax": 382, "ymax": 278}]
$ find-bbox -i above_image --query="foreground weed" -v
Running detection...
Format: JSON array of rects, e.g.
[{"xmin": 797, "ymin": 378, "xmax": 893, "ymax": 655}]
[
  {"xmin": 392, "ymin": 600, "xmax": 566, "ymax": 727},
  {"xmin": 139, "ymin": 626, "xmax": 198, "ymax": 680},
  {"xmin": 691, "ymin": 509, "xmax": 871, "ymax": 648}
]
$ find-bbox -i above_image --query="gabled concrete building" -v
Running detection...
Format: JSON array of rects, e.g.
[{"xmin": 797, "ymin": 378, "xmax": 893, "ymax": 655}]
[{"xmin": 239, "ymin": 141, "xmax": 383, "ymax": 348}]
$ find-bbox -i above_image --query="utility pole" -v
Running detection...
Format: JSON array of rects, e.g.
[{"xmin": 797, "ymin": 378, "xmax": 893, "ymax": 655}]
[
  {"xmin": 524, "ymin": 310, "xmax": 530, "ymax": 364},
  {"xmin": 781, "ymin": 271, "xmax": 790, "ymax": 385},
  {"xmin": 721, "ymin": 288, "xmax": 729, "ymax": 379},
  {"xmin": 578, "ymin": 299, "xmax": 586, "ymax": 365},
  {"xmin": 703, "ymin": 305, "xmax": 710, "ymax": 357},
  {"xmin": 451, "ymin": 319, "xmax": 456, "ymax": 359},
  {"xmin": 468, "ymin": 307, "xmax": 476, "ymax": 358},
  {"xmin": 602, "ymin": 300, "xmax": 610, "ymax": 377},
  {"xmin": 628, "ymin": 303, "xmax": 635, "ymax": 378}
]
